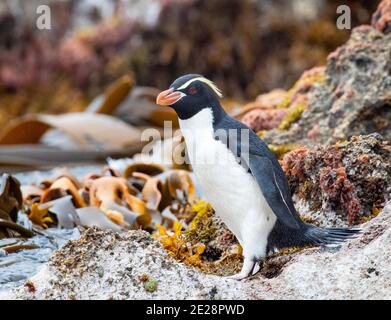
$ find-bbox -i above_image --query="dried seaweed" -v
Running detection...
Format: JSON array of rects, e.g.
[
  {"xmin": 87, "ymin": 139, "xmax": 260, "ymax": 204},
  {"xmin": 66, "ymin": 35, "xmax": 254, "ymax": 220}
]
[
  {"xmin": 28, "ymin": 204, "xmax": 53, "ymax": 229},
  {"xmin": 0, "ymin": 174, "xmax": 33, "ymax": 238},
  {"xmin": 154, "ymin": 221, "xmax": 205, "ymax": 267}
]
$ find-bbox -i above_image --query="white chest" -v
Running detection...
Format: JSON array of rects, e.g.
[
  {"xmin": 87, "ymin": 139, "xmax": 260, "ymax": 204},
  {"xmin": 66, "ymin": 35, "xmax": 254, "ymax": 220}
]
[{"xmin": 179, "ymin": 109, "xmax": 275, "ymax": 240}]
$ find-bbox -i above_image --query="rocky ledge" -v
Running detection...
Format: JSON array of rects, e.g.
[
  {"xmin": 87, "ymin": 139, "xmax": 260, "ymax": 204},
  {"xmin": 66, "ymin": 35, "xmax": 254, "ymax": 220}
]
[{"xmin": 2, "ymin": 200, "xmax": 391, "ymax": 300}]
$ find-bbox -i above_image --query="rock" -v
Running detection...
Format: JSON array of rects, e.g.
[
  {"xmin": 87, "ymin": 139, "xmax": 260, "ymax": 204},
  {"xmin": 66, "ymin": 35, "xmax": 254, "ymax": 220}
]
[
  {"xmin": 241, "ymin": 108, "xmax": 287, "ymax": 132},
  {"xmin": 239, "ymin": 67, "xmax": 325, "ymax": 133},
  {"xmin": 237, "ymin": 89, "xmax": 288, "ymax": 131},
  {"xmin": 246, "ymin": 89, "xmax": 288, "ymax": 110},
  {"xmin": 3, "ymin": 201, "xmax": 391, "ymax": 300},
  {"xmin": 269, "ymin": 200, "xmax": 391, "ymax": 299},
  {"xmin": 282, "ymin": 134, "xmax": 391, "ymax": 227},
  {"xmin": 1, "ymin": 228, "xmax": 259, "ymax": 300},
  {"xmin": 372, "ymin": 0, "xmax": 391, "ymax": 33},
  {"xmin": 264, "ymin": 5, "xmax": 391, "ymax": 146}
]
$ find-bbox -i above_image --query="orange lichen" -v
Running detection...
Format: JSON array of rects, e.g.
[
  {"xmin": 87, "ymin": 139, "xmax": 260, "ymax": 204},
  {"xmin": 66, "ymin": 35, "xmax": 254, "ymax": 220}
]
[
  {"xmin": 281, "ymin": 147, "xmax": 309, "ymax": 178},
  {"xmin": 319, "ymin": 167, "xmax": 361, "ymax": 224},
  {"xmin": 242, "ymin": 108, "xmax": 287, "ymax": 131},
  {"xmin": 281, "ymin": 142, "xmax": 365, "ymax": 225},
  {"xmin": 24, "ymin": 280, "xmax": 36, "ymax": 293},
  {"xmin": 372, "ymin": 0, "xmax": 391, "ymax": 33}
]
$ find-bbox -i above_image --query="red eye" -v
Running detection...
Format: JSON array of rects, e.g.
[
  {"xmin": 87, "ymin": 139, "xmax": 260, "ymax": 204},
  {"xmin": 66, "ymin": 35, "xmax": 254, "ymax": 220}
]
[{"xmin": 188, "ymin": 86, "xmax": 197, "ymax": 95}]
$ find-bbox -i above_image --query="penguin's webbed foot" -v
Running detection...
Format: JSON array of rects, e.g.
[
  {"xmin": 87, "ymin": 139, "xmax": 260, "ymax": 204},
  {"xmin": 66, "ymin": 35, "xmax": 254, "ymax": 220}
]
[
  {"xmin": 226, "ymin": 258, "xmax": 259, "ymax": 280},
  {"xmin": 251, "ymin": 262, "xmax": 261, "ymax": 276},
  {"xmin": 226, "ymin": 272, "xmax": 249, "ymax": 280}
]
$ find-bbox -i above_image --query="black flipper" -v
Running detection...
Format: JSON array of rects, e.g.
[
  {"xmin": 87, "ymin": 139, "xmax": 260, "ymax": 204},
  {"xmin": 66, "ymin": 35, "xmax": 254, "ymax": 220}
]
[{"xmin": 248, "ymin": 154, "xmax": 301, "ymax": 229}]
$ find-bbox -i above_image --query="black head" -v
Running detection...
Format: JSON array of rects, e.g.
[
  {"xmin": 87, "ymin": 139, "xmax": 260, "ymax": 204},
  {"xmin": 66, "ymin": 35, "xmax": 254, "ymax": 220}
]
[{"xmin": 156, "ymin": 74, "xmax": 225, "ymax": 120}]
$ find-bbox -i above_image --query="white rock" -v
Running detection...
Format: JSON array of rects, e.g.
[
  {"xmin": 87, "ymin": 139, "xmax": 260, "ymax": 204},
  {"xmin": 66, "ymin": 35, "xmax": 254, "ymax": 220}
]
[{"xmin": 3, "ymin": 202, "xmax": 391, "ymax": 300}]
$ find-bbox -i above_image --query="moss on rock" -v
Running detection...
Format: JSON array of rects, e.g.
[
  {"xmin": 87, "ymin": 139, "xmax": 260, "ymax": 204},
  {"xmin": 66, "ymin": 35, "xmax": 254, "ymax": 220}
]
[{"xmin": 185, "ymin": 200, "xmax": 216, "ymax": 244}]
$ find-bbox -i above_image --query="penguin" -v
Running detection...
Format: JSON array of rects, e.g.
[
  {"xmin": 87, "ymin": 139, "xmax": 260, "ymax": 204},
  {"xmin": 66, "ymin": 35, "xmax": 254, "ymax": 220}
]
[{"xmin": 156, "ymin": 74, "xmax": 359, "ymax": 279}]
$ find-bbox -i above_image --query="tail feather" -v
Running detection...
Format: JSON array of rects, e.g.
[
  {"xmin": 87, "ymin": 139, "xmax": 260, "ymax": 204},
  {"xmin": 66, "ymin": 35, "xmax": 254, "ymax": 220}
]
[
  {"xmin": 305, "ymin": 224, "xmax": 360, "ymax": 245},
  {"xmin": 266, "ymin": 220, "xmax": 360, "ymax": 253}
]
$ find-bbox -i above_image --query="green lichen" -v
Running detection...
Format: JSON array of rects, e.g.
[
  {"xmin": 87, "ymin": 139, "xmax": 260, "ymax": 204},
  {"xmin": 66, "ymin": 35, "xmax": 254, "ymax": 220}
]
[
  {"xmin": 298, "ymin": 180, "xmax": 312, "ymax": 200},
  {"xmin": 257, "ymin": 130, "xmax": 267, "ymax": 138},
  {"xmin": 185, "ymin": 200, "xmax": 216, "ymax": 244},
  {"xmin": 97, "ymin": 267, "xmax": 104, "ymax": 278},
  {"xmin": 268, "ymin": 144, "xmax": 302, "ymax": 159},
  {"xmin": 275, "ymin": 245, "xmax": 314, "ymax": 256},
  {"xmin": 277, "ymin": 102, "xmax": 306, "ymax": 130},
  {"xmin": 276, "ymin": 94, "xmax": 293, "ymax": 110},
  {"xmin": 276, "ymin": 70, "xmax": 325, "ymax": 110},
  {"xmin": 299, "ymin": 215, "xmax": 320, "ymax": 226},
  {"xmin": 359, "ymin": 206, "xmax": 383, "ymax": 224},
  {"xmin": 275, "ymin": 68, "xmax": 325, "ymax": 130},
  {"xmin": 144, "ymin": 277, "xmax": 158, "ymax": 292}
]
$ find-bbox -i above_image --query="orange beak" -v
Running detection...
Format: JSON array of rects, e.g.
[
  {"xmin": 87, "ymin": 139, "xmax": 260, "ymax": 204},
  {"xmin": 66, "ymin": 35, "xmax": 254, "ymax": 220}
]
[{"xmin": 156, "ymin": 88, "xmax": 183, "ymax": 106}]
